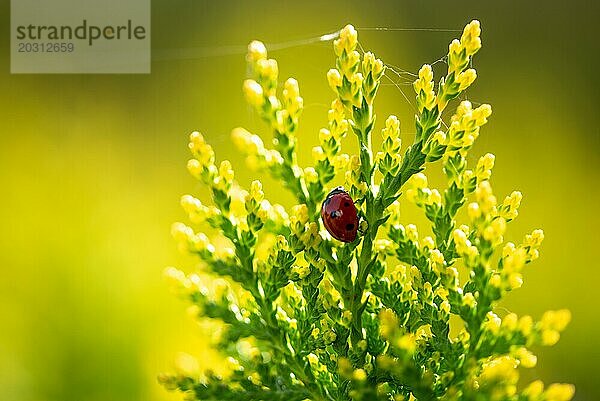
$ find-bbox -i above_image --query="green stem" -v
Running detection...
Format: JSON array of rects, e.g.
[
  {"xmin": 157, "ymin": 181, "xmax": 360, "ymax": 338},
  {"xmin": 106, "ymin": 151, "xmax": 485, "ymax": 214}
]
[
  {"xmin": 232, "ymin": 230, "xmax": 327, "ymax": 401},
  {"xmin": 255, "ymin": 297, "xmax": 326, "ymax": 400},
  {"xmin": 274, "ymin": 130, "xmax": 315, "ymax": 213},
  {"xmin": 350, "ymin": 142, "xmax": 429, "ymax": 346},
  {"xmin": 349, "ymin": 102, "xmax": 374, "ymax": 344}
]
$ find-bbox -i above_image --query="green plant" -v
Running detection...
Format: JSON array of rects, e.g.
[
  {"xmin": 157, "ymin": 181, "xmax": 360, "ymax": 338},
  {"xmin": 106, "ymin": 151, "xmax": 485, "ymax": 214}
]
[{"xmin": 159, "ymin": 21, "xmax": 574, "ymax": 401}]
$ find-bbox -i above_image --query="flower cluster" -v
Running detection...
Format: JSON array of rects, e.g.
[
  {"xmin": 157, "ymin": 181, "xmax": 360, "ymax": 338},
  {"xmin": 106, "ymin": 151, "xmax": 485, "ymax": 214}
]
[{"xmin": 161, "ymin": 21, "xmax": 573, "ymax": 401}]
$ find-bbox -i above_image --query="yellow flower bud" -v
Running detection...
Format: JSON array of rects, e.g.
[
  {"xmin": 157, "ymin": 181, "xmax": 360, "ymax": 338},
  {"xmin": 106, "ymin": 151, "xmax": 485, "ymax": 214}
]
[
  {"xmin": 544, "ymin": 384, "xmax": 575, "ymax": 401},
  {"xmin": 327, "ymin": 68, "xmax": 342, "ymax": 90},
  {"xmin": 319, "ymin": 128, "xmax": 333, "ymax": 143},
  {"xmin": 189, "ymin": 130, "xmax": 202, "ymax": 143},
  {"xmin": 266, "ymin": 95, "xmax": 280, "ymax": 110},
  {"xmin": 498, "ymin": 191, "xmax": 522, "ymax": 220},
  {"xmin": 467, "ymin": 202, "xmax": 481, "ymax": 221},
  {"xmin": 514, "ymin": 347, "xmax": 537, "ymax": 368},
  {"xmin": 455, "ymin": 100, "xmax": 473, "ymax": 118},
  {"xmin": 508, "ymin": 272, "xmax": 523, "ymax": 289},
  {"xmin": 383, "ymin": 115, "xmax": 400, "ymax": 139},
  {"xmin": 489, "ymin": 274, "xmax": 502, "ymax": 288},
  {"xmin": 440, "ymin": 300, "xmax": 451, "ymax": 314},
  {"xmin": 256, "ymin": 58, "xmax": 278, "ymax": 82},
  {"xmin": 483, "ymin": 217, "xmax": 506, "ymax": 243},
  {"xmin": 502, "ymin": 313, "xmax": 518, "ymax": 331},
  {"xmin": 312, "ymin": 146, "xmax": 327, "ymax": 163},
  {"xmin": 485, "ymin": 312, "xmax": 501, "ymax": 333},
  {"xmin": 243, "ymin": 79, "xmax": 264, "ymax": 107},
  {"xmin": 187, "ymin": 159, "xmax": 202, "ymax": 178},
  {"xmin": 350, "ymin": 72, "xmax": 363, "ymax": 87},
  {"xmin": 541, "ymin": 309, "xmax": 571, "ymax": 332},
  {"xmin": 338, "ymin": 357, "xmax": 353, "ymax": 377},
  {"xmin": 406, "ymin": 224, "xmax": 419, "ymax": 242},
  {"xmin": 396, "ymin": 333, "xmax": 416, "ymax": 354},
  {"xmin": 231, "ymin": 127, "xmax": 259, "ymax": 152},
  {"xmin": 174, "ymin": 352, "xmax": 200, "ymax": 377},
  {"xmin": 189, "ymin": 131, "xmax": 215, "ymax": 166},
  {"xmin": 219, "ymin": 160, "xmax": 234, "ymax": 183},
  {"xmin": 504, "ymin": 247, "xmax": 527, "ymax": 272},
  {"xmin": 379, "ymin": 309, "xmax": 398, "ymax": 338},
  {"xmin": 171, "ymin": 222, "xmax": 194, "ymax": 243},
  {"xmin": 518, "ymin": 315, "xmax": 534, "ymax": 336},
  {"xmin": 525, "ymin": 229, "xmax": 545, "ymax": 247},
  {"xmin": 163, "ymin": 266, "xmax": 190, "ymax": 295},
  {"xmin": 414, "ymin": 64, "xmax": 436, "ymax": 111},
  {"xmin": 410, "ymin": 173, "xmax": 428, "ymax": 190},
  {"xmin": 542, "ymin": 329, "xmax": 560, "ymax": 346},
  {"xmin": 476, "ymin": 153, "xmax": 495, "ymax": 180},
  {"xmin": 435, "ymin": 287, "xmax": 449, "ymax": 301},
  {"xmin": 429, "ymin": 189, "xmax": 442, "ymax": 206},
  {"xmin": 334, "ymin": 24, "xmax": 358, "ymax": 55},
  {"xmin": 181, "ymin": 194, "xmax": 201, "ymax": 214},
  {"xmin": 257, "ymin": 201, "xmax": 271, "ymax": 222},
  {"xmin": 475, "ymin": 180, "xmax": 497, "ymax": 214},
  {"xmin": 457, "ymin": 328, "xmax": 470, "ymax": 343},
  {"xmin": 461, "ymin": 20, "xmax": 482, "ymax": 56},
  {"xmin": 457, "ymin": 69, "xmax": 477, "ymax": 90},
  {"xmin": 463, "ymin": 293, "xmax": 476, "ymax": 308},
  {"xmin": 307, "ymin": 353, "xmax": 319, "ymax": 367},
  {"xmin": 429, "ymin": 249, "xmax": 445, "ymax": 265},
  {"xmin": 352, "ymin": 368, "xmax": 367, "ymax": 382},
  {"xmin": 362, "ymin": 51, "xmax": 384, "ymax": 77},
  {"xmin": 523, "ymin": 380, "xmax": 545, "ymax": 398},
  {"xmin": 431, "ymin": 131, "xmax": 447, "ymax": 145},
  {"xmin": 283, "ymin": 77, "xmax": 300, "ymax": 99},
  {"xmin": 191, "ymin": 232, "xmax": 213, "ymax": 253},
  {"xmin": 345, "ymin": 50, "xmax": 361, "ymax": 71},
  {"xmin": 452, "ymin": 227, "xmax": 478, "ymax": 261},
  {"xmin": 338, "ymin": 308, "xmax": 351, "ymax": 321},
  {"xmin": 247, "ymin": 40, "xmax": 267, "ymax": 63},
  {"xmin": 265, "ymin": 150, "xmax": 283, "ymax": 167},
  {"xmin": 479, "ymin": 355, "xmax": 518, "ymax": 384},
  {"xmin": 474, "ymin": 104, "xmax": 492, "ymax": 124},
  {"xmin": 249, "ymin": 372, "xmax": 261, "ymax": 385},
  {"xmin": 422, "ymin": 236, "xmax": 435, "ymax": 250},
  {"xmin": 290, "ymin": 204, "xmax": 309, "ymax": 226},
  {"xmin": 448, "ymin": 39, "xmax": 462, "ymax": 57},
  {"xmin": 416, "ymin": 324, "xmax": 433, "ymax": 339},
  {"xmin": 250, "ymin": 180, "xmax": 264, "ymax": 202},
  {"xmin": 418, "ymin": 63, "xmax": 434, "ymax": 83},
  {"xmin": 304, "ymin": 167, "xmax": 319, "ymax": 184}
]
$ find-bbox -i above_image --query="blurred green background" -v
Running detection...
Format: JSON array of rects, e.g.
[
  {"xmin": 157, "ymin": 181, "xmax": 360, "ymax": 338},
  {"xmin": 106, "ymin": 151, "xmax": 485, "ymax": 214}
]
[{"xmin": 0, "ymin": 1, "xmax": 598, "ymax": 400}]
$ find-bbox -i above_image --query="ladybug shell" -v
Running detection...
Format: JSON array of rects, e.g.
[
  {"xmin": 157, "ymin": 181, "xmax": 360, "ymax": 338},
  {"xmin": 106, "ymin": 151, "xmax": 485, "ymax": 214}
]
[{"xmin": 321, "ymin": 187, "xmax": 359, "ymax": 243}]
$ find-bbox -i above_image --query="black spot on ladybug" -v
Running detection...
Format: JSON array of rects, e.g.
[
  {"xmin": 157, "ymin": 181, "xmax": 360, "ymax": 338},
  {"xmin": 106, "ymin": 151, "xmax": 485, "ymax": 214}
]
[
  {"xmin": 346, "ymin": 223, "xmax": 355, "ymax": 231},
  {"xmin": 344, "ymin": 202, "xmax": 350, "ymax": 207}
]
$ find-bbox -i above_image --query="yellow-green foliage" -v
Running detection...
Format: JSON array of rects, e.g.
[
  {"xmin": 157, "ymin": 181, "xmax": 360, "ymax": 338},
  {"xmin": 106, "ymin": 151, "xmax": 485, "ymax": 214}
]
[{"xmin": 159, "ymin": 21, "xmax": 574, "ymax": 401}]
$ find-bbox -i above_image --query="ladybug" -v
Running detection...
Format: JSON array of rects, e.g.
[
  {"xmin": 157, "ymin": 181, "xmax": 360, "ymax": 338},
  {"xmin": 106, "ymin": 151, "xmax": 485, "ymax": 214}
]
[{"xmin": 321, "ymin": 186, "xmax": 359, "ymax": 243}]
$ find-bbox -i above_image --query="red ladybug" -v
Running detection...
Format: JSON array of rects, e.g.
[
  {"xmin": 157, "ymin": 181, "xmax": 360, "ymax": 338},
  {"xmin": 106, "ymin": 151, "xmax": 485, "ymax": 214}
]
[{"xmin": 321, "ymin": 187, "xmax": 359, "ymax": 242}]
